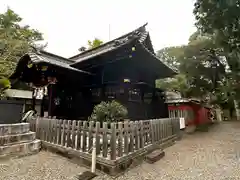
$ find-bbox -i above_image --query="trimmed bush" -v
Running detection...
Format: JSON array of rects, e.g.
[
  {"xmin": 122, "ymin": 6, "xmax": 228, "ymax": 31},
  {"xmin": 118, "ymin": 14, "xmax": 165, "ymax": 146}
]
[{"xmin": 89, "ymin": 100, "xmax": 128, "ymax": 123}]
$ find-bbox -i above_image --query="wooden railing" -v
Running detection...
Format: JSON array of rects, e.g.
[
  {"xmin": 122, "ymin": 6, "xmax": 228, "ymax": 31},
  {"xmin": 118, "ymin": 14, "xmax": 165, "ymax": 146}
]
[{"xmin": 29, "ymin": 117, "xmax": 180, "ymax": 168}]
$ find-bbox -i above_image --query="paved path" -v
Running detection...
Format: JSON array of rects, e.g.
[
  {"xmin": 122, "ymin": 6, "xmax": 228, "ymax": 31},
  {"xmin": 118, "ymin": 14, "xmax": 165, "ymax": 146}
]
[{"xmin": 1, "ymin": 122, "xmax": 240, "ymax": 180}]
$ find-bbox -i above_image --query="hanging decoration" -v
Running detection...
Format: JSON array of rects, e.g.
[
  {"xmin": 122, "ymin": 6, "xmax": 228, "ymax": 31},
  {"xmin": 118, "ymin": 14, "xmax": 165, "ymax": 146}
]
[
  {"xmin": 54, "ymin": 97, "xmax": 61, "ymax": 105},
  {"xmin": 124, "ymin": 78, "xmax": 130, "ymax": 83},
  {"xmin": 27, "ymin": 62, "xmax": 33, "ymax": 68},
  {"xmin": 41, "ymin": 66, "xmax": 48, "ymax": 71},
  {"xmin": 48, "ymin": 77, "xmax": 57, "ymax": 84},
  {"xmin": 33, "ymin": 87, "xmax": 45, "ymax": 99}
]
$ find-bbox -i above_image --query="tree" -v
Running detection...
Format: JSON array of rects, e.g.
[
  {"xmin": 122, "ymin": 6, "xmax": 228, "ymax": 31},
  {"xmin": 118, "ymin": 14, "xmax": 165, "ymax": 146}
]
[
  {"xmin": 78, "ymin": 38, "xmax": 103, "ymax": 52},
  {"xmin": 156, "ymin": 74, "xmax": 190, "ymax": 98},
  {"xmin": 87, "ymin": 38, "xmax": 103, "ymax": 49},
  {"xmin": 193, "ymin": 1, "xmax": 240, "ymax": 90},
  {"xmin": 194, "ymin": 0, "xmax": 240, "ymax": 119},
  {"xmin": 156, "ymin": 46, "xmax": 190, "ymax": 97},
  {"xmin": 157, "ymin": 32, "xmax": 227, "ymax": 101},
  {"xmin": 0, "ymin": 8, "xmax": 44, "ymax": 78},
  {"xmin": 194, "ymin": 1, "xmax": 240, "ymax": 53},
  {"xmin": 157, "ymin": 46, "xmax": 185, "ymax": 71}
]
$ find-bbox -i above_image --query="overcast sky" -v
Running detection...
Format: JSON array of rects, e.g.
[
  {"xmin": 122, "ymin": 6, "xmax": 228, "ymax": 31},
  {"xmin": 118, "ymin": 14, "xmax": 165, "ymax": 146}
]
[{"xmin": 1, "ymin": 0, "xmax": 196, "ymax": 58}]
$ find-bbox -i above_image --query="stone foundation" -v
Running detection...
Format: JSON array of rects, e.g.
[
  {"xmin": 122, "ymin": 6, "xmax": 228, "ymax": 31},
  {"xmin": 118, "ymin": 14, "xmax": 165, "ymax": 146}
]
[{"xmin": 0, "ymin": 123, "xmax": 41, "ymax": 158}]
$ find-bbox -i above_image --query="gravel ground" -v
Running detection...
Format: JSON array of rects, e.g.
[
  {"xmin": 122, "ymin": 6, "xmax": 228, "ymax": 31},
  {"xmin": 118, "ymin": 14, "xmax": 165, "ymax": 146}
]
[
  {"xmin": 1, "ymin": 122, "xmax": 240, "ymax": 180},
  {"xmin": 0, "ymin": 151, "xmax": 88, "ymax": 180}
]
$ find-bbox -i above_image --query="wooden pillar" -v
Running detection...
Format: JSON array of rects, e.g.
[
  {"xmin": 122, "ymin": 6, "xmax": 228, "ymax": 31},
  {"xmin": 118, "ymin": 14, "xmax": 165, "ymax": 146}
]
[
  {"xmin": 48, "ymin": 84, "xmax": 54, "ymax": 117},
  {"xmin": 123, "ymin": 81, "xmax": 130, "ymax": 102},
  {"xmin": 32, "ymin": 88, "xmax": 36, "ymax": 111},
  {"xmin": 40, "ymin": 95, "xmax": 45, "ymax": 117},
  {"xmin": 101, "ymin": 84, "xmax": 105, "ymax": 101}
]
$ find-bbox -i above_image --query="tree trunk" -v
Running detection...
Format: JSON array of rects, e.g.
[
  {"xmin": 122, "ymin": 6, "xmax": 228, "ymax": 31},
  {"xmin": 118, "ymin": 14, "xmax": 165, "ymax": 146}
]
[{"xmin": 234, "ymin": 99, "xmax": 240, "ymax": 121}]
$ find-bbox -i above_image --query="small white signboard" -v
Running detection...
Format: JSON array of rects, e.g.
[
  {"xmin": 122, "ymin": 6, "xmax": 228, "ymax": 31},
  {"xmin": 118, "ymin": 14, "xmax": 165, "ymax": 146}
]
[{"xmin": 179, "ymin": 118, "xmax": 185, "ymax": 129}]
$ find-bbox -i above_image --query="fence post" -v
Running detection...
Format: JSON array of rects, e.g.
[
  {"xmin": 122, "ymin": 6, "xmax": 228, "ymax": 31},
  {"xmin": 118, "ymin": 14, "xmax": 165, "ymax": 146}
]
[
  {"xmin": 118, "ymin": 122, "xmax": 123, "ymax": 157},
  {"xmin": 91, "ymin": 130, "xmax": 97, "ymax": 173},
  {"xmin": 129, "ymin": 121, "xmax": 134, "ymax": 152},
  {"xmin": 110, "ymin": 122, "xmax": 117, "ymax": 160},
  {"xmin": 95, "ymin": 122, "xmax": 100, "ymax": 155},
  {"xmin": 36, "ymin": 117, "xmax": 40, "ymax": 139},
  {"xmin": 150, "ymin": 119, "xmax": 155, "ymax": 144},
  {"xmin": 124, "ymin": 121, "xmax": 129, "ymax": 154},
  {"xmin": 102, "ymin": 122, "xmax": 108, "ymax": 158}
]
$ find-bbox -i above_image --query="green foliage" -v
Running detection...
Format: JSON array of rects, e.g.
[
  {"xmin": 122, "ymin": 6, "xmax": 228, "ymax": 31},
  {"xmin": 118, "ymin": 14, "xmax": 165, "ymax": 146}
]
[
  {"xmin": 193, "ymin": 0, "xmax": 240, "ymax": 82},
  {"xmin": 0, "ymin": 78, "xmax": 11, "ymax": 99},
  {"xmin": 87, "ymin": 38, "xmax": 103, "ymax": 49},
  {"xmin": 194, "ymin": 0, "xmax": 240, "ymax": 52},
  {"xmin": 156, "ymin": 74, "xmax": 190, "ymax": 98},
  {"xmin": 157, "ymin": 46, "xmax": 185, "ymax": 71},
  {"xmin": 89, "ymin": 101, "xmax": 128, "ymax": 123},
  {"xmin": 193, "ymin": 0, "xmax": 240, "ymax": 109},
  {"xmin": 0, "ymin": 78, "xmax": 11, "ymax": 89},
  {"xmin": 0, "ymin": 8, "xmax": 44, "ymax": 78},
  {"xmin": 157, "ymin": 32, "xmax": 228, "ymax": 102}
]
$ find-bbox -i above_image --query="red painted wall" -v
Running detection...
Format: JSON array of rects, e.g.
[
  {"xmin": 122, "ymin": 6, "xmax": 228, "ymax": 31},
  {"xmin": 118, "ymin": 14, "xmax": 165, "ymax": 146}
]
[{"xmin": 168, "ymin": 102, "xmax": 211, "ymax": 126}]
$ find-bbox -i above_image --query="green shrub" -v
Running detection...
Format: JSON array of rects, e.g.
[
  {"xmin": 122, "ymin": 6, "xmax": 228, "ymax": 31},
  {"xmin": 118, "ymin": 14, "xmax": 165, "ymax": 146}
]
[{"xmin": 89, "ymin": 100, "xmax": 128, "ymax": 123}]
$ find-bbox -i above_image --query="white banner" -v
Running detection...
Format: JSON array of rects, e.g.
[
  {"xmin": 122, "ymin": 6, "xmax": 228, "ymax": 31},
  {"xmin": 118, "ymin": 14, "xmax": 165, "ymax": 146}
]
[{"xmin": 179, "ymin": 117, "xmax": 185, "ymax": 129}]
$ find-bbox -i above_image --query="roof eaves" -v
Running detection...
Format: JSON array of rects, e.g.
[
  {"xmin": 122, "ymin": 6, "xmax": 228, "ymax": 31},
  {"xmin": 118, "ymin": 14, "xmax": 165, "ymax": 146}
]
[{"xmin": 137, "ymin": 43, "xmax": 178, "ymax": 76}]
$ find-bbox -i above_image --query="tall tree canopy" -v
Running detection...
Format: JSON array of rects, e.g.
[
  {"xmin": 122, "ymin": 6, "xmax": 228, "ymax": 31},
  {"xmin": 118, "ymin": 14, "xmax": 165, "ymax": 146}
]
[
  {"xmin": 194, "ymin": 0, "xmax": 240, "ymax": 80},
  {"xmin": 193, "ymin": 0, "xmax": 240, "ymax": 116},
  {"xmin": 194, "ymin": 0, "xmax": 240, "ymax": 53},
  {"xmin": 0, "ymin": 8, "xmax": 44, "ymax": 78},
  {"xmin": 157, "ymin": 32, "xmax": 228, "ymax": 104}
]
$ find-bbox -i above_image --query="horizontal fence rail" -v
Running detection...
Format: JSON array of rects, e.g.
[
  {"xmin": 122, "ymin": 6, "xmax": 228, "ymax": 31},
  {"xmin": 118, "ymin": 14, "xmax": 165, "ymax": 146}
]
[{"xmin": 30, "ymin": 117, "xmax": 180, "ymax": 165}]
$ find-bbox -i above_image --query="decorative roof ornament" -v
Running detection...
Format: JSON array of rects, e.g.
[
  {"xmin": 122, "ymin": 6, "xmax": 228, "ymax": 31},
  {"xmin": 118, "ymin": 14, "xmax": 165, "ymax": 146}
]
[{"xmin": 79, "ymin": 46, "xmax": 87, "ymax": 52}]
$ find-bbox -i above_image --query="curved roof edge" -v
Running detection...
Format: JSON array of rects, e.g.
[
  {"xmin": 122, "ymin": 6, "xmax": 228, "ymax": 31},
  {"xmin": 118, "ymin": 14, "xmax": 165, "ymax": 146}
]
[{"xmin": 138, "ymin": 41, "xmax": 178, "ymax": 76}]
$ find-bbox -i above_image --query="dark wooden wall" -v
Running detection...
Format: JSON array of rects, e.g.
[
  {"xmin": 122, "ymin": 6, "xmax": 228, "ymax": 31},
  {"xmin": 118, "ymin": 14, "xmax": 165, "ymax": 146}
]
[{"xmin": 47, "ymin": 83, "xmax": 168, "ymax": 121}]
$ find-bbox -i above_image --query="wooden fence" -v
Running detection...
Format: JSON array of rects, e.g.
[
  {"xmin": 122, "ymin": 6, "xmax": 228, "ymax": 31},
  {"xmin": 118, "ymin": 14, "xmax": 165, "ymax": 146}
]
[{"xmin": 29, "ymin": 117, "xmax": 180, "ymax": 173}]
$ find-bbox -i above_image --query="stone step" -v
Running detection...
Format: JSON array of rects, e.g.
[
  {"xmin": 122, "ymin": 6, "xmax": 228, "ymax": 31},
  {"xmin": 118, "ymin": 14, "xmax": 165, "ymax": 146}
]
[
  {"xmin": 145, "ymin": 149, "xmax": 165, "ymax": 164},
  {"xmin": 0, "ymin": 139, "xmax": 41, "ymax": 158},
  {"xmin": 0, "ymin": 123, "xmax": 30, "ymax": 136},
  {"xmin": 0, "ymin": 132, "xmax": 36, "ymax": 146}
]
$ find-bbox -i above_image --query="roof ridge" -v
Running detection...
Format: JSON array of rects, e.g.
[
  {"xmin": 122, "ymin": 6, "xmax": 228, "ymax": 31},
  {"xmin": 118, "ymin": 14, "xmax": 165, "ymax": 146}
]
[{"xmin": 69, "ymin": 23, "xmax": 148, "ymax": 60}]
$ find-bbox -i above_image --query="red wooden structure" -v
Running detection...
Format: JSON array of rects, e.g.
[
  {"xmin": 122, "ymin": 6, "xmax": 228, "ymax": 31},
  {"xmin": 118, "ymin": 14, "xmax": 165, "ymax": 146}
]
[{"xmin": 166, "ymin": 98, "xmax": 212, "ymax": 129}]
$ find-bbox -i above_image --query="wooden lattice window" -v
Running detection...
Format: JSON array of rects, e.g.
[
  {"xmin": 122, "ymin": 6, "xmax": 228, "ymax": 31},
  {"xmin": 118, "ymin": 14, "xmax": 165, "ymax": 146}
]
[{"xmin": 105, "ymin": 86, "xmax": 117, "ymax": 99}]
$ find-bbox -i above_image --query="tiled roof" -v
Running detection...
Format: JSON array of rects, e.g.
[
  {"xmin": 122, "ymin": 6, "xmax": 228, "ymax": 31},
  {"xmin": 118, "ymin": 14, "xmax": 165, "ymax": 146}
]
[
  {"xmin": 27, "ymin": 52, "xmax": 91, "ymax": 74},
  {"xmin": 69, "ymin": 23, "xmax": 150, "ymax": 63},
  {"xmin": 69, "ymin": 23, "xmax": 176, "ymax": 76}
]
